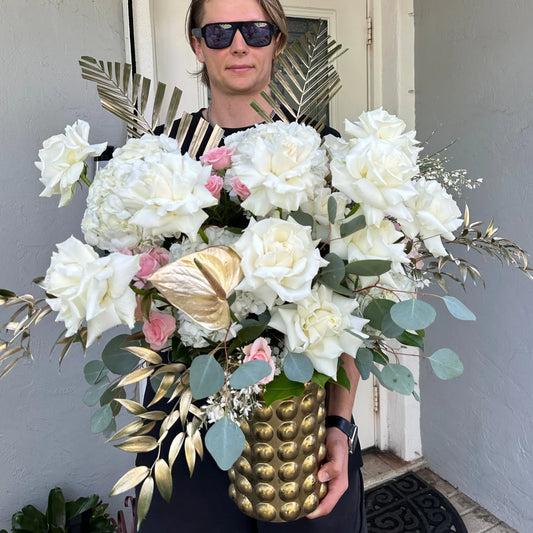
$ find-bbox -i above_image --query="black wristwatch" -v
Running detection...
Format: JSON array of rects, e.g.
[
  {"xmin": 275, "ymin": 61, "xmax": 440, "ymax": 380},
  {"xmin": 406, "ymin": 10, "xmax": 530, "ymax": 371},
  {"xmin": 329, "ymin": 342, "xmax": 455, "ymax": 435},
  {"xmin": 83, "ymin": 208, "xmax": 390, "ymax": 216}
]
[{"xmin": 325, "ymin": 415, "xmax": 358, "ymax": 454}]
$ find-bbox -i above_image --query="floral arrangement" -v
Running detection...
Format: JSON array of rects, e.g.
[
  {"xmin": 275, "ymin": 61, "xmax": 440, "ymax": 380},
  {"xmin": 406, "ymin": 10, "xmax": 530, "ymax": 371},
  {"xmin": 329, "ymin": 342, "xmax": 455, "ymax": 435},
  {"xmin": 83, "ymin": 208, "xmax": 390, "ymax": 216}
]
[{"xmin": 1, "ymin": 107, "xmax": 531, "ymax": 525}]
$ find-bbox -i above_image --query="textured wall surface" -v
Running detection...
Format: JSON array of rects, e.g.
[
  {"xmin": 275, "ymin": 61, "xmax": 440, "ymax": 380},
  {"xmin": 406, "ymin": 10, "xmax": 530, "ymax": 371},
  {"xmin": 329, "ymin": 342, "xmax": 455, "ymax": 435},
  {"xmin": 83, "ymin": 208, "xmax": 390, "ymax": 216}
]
[
  {"xmin": 414, "ymin": 1, "xmax": 533, "ymax": 531},
  {"xmin": 0, "ymin": 0, "xmax": 129, "ymax": 528}
]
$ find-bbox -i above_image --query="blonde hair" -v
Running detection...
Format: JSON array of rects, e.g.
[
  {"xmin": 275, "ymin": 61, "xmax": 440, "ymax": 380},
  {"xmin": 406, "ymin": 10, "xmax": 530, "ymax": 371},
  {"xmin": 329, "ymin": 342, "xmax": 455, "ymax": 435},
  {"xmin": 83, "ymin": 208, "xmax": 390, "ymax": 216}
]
[{"xmin": 186, "ymin": 0, "xmax": 288, "ymax": 86}]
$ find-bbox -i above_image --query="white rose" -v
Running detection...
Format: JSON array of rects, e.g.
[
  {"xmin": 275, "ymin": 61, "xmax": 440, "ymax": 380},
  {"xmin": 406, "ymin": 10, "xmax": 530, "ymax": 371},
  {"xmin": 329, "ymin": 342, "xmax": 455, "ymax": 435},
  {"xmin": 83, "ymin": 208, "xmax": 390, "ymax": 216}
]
[
  {"xmin": 35, "ymin": 120, "xmax": 107, "ymax": 207},
  {"xmin": 331, "ymin": 218, "xmax": 409, "ymax": 273},
  {"xmin": 269, "ymin": 285, "xmax": 368, "ymax": 378},
  {"xmin": 330, "ymin": 136, "xmax": 419, "ymax": 226},
  {"xmin": 82, "ymin": 135, "xmax": 216, "ymax": 252},
  {"xmin": 232, "ymin": 218, "xmax": 328, "ymax": 308},
  {"xmin": 224, "ymin": 122, "xmax": 329, "ymax": 216},
  {"xmin": 42, "ymin": 236, "xmax": 140, "ymax": 345},
  {"xmin": 119, "ymin": 151, "xmax": 216, "ymax": 243},
  {"xmin": 399, "ymin": 177, "xmax": 463, "ymax": 257}
]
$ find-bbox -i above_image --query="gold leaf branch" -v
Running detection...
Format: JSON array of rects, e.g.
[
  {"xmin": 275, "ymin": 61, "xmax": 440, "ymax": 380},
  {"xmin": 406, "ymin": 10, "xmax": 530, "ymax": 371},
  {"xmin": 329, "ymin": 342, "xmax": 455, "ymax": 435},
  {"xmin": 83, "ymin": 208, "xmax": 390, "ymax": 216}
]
[{"xmin": 252, "ymin": 20, "xmax": 348, "ymax": 133}]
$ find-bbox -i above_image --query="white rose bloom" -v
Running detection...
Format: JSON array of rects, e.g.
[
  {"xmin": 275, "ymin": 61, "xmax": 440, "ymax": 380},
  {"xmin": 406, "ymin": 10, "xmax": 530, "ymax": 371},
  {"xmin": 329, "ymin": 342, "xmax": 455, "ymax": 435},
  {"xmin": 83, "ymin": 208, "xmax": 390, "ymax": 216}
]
[
  {"xmin": 42, "ymin": 236, "xmax": 140, "ymax": 346},
  {"xmin": 119, "ymin": 151, "xmax": 216, "ymax": 242},
  {"xmin": 399, "ymin": 177, "xmax": 463, "ymax": 257},
  {"xmin": 330, "ymin": 136, "xmax": 419, "ymax": 227},
  {"xmin": 269, "ymin": 285, "xmax": 368, "ymax": 379},
  {"xmin": 82, "ymin": 135, "xmax": 216, "ymax": 252},
  {"xmin": 224, "ymin": 122, "xmax": 329, "ymax": 216},
  {"xmin": 35, "ymin": 120, "xmax": 107, "ymax": 207},
  {"xmin": 331, "ymin": 218, "xmax": 409, "ymax": 273},
  {"xmin": 232, "ymin": 218, "xmax": 328, "ymax": 308}
]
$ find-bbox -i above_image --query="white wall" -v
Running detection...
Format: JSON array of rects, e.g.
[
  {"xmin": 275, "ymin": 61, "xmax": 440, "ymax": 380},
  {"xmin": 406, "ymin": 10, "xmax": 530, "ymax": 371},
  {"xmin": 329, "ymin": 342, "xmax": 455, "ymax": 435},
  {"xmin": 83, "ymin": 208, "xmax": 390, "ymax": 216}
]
[
  {"xmin": 0, "ymin": 0, "xmax": 131, "ymax": 528},
  {"xmin": 414, "ymin": 1, "xmax": 533, "ymax": 531}
]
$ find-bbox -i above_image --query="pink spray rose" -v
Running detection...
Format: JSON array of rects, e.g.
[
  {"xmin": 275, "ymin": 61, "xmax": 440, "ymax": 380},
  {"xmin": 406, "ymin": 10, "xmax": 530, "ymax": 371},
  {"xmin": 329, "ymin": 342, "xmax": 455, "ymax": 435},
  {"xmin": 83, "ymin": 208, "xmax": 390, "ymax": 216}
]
[
  {"xmin": 143, "ymin": 310, "xmax": 176, "ymax": 351},
  {"xmin": 137, "ymin": 247, "xmax": 169, "ymax": 279},
  {"xmin": 243, "ymin": 337, "xmax": 276, "ymax": 384},
  {"xmin": 230, "ymin": 176, "xmax": 251, "ymax": 200},
  {"xmin": 205, "ymin": 174, "xmax": 224, "ymax": 200},
  {"xmin": 200, "ymin": 146, "xmax": 234, "ymax": 170}
]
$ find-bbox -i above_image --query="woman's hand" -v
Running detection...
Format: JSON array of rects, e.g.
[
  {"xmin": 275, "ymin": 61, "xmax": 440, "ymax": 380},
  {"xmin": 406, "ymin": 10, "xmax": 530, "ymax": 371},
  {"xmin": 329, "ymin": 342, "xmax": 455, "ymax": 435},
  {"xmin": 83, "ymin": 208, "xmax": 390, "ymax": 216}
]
[{"xmin": 306, "ymin": 427, "xmax": 350, "ymax": 519}]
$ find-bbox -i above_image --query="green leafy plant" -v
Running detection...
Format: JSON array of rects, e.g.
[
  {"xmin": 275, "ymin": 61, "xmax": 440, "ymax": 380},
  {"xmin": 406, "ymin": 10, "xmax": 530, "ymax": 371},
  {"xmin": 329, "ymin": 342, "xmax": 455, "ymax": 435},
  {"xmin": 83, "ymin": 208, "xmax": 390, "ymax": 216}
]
[{"xmin": 0, "ymin": 487, "xmax": 116, "ymax": 533}]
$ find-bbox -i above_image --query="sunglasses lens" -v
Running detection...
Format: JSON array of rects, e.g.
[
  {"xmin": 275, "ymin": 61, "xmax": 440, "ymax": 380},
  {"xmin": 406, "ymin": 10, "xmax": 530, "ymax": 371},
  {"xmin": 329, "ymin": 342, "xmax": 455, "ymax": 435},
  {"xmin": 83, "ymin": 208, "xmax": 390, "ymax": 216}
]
[
  {"xmin": 204, "ymin": 23, "xmax": 235, "ymax": 49},
  {"xmin": 241, "ymin": 22, "xmax": 274, "ymax": 47},
  {"xmin": 202, "ymin": 22, "xmax": 276, "ymax": 49}
]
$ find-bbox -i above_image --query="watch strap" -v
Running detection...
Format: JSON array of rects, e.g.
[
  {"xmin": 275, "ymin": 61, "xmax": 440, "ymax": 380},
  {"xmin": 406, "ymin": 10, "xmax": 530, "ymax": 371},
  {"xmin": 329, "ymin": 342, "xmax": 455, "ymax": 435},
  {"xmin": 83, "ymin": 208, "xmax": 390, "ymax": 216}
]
[{"xmin": 325, "ymin": 415, "xmax": 358, "ymax": 454}]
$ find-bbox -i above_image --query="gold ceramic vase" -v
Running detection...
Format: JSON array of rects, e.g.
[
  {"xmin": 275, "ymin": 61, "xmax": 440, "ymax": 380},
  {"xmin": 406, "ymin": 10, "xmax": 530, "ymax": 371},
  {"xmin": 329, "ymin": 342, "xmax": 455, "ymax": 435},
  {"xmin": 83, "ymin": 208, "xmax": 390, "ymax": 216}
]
[{"xmin": 228, "ymin": 382, "xmax": 328, "ymax": 522}]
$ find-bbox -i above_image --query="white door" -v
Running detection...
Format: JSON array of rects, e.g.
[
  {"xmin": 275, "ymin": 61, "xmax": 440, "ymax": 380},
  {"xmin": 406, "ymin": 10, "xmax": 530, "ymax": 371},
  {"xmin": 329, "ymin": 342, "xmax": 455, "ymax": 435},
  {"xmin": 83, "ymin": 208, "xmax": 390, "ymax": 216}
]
[{"xmin": 131, "ymin": 0, "xmax": 376, "ymax": 450}]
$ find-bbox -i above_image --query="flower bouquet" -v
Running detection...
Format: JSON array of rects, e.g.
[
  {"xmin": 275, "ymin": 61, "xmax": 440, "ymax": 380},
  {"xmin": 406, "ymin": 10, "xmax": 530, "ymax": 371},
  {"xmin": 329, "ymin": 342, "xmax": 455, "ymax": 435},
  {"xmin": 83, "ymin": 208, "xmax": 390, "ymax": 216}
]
[{"xmin": 1, "ymin": 32, "xmax": 532, "ymax": 527}]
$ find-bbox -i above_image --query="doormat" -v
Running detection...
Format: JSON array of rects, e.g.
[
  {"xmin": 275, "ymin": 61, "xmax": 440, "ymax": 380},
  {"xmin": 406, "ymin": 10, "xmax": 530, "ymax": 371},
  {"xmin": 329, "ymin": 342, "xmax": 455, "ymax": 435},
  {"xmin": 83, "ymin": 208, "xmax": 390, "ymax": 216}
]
[{"xmin": 365, "ymin": 472, "xmax": 468, "ymax": 533}]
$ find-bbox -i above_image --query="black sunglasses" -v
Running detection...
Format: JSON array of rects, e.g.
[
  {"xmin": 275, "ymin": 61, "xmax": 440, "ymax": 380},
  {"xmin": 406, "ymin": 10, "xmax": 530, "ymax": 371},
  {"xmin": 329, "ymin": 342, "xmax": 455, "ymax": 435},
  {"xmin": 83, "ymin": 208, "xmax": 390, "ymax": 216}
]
[{"xmin": 192, "ymin": 20, "xmax": 279, "ymax": 49}]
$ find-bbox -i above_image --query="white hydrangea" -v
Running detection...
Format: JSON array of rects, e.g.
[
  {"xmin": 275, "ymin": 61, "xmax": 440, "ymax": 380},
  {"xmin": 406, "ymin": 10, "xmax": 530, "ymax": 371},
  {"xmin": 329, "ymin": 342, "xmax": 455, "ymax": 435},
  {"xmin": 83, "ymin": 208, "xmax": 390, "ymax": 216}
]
[{"xmin": 224, "ymin": 121, "xmax": 329, "ymax": 216}]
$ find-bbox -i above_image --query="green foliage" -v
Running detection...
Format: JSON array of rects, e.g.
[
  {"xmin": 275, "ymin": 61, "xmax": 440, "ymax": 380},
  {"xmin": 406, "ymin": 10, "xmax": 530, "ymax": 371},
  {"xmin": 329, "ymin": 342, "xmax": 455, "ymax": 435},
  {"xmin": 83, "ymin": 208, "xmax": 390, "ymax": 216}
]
[
  {"xmin": 263, "ymin": 373, "xmax": 306, "ymax": 406},
  {"xmin": 101, "ymin": 335, "xmax": 140, "ymax": 375},
  {"xmin": 283, "ymin": 353, "xmax": 314, "ymax": 383},
  {"xmin": 0, "ymin": 487, "xmax": 116, "ymax": 533},
  {"xmin": 205, "ymin": 417, "xmax": 245, "ymax": 471},
  {"xmin": 390, "ymin": 299, "xmax": 436, "ymax": 330},
  {"xmin": 229, "ymin": 360, "xmax": 272, "ymax": 389},
  {"xmin": 189, "ymin": 354, "xmax": 225, "ymax": 399},
  {"xmin": 430, "ymin": 348, "xmax": 464, "ymax": 380}
]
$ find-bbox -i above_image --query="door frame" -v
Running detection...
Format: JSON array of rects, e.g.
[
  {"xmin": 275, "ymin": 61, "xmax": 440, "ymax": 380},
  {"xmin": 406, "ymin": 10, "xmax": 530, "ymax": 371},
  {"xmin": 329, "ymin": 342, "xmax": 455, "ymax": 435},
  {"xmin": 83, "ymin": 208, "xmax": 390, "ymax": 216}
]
[{"xmin": 122, "ymin": 0, "xmax": 421, "ymax": 461}]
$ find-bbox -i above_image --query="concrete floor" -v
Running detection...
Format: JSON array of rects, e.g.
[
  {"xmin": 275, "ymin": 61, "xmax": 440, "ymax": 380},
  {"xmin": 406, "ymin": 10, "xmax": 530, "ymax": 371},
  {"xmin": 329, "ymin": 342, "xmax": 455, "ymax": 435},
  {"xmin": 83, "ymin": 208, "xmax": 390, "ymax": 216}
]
[{"xmin": 362, "ymin": 450, "xmax": 518, "ymax": 533}]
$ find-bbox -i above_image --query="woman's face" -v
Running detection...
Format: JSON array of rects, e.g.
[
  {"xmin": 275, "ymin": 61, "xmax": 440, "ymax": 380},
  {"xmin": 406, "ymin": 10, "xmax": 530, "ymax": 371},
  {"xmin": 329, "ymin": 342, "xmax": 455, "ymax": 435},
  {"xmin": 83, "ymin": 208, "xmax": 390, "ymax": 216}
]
[{"xmin": 192, "ymin": 0, "xmax": 278, "ymax": 100}]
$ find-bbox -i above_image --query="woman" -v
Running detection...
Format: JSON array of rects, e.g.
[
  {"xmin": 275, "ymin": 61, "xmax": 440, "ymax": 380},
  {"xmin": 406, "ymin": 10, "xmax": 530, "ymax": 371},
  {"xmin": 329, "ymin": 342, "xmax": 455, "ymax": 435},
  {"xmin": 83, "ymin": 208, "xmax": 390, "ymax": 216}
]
[{"xmin": 136, "ymin": 1, "xmax": 367, "ymax": 531}]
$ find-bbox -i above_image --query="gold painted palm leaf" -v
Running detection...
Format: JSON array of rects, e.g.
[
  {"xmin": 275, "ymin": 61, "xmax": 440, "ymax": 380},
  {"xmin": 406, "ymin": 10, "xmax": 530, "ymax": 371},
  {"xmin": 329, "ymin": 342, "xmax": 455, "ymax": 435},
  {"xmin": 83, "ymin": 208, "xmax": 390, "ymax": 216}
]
[
  {"xmin": 252, "ymin": 20, "xmax": 348, "ymax": 134},
  {"xmin": 79, "ymin": 56, "xmax": 223, "ymax": 156}
]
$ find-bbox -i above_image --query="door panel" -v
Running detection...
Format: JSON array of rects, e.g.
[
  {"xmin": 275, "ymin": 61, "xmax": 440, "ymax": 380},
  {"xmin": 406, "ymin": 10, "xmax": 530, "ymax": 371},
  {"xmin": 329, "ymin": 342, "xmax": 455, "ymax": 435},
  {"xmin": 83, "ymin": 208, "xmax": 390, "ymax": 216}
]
[{"xmin": 144, "ymin": 0, "xmax": 375, "ymax": 450}]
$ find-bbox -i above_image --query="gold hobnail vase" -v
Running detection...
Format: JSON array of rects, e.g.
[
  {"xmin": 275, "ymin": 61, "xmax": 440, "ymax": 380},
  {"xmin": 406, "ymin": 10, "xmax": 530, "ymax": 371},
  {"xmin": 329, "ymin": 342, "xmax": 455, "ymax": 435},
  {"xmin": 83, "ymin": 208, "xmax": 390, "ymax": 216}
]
[{"xmin": 228, "ymin": 382, "xmax": 328, "ymax": 522}]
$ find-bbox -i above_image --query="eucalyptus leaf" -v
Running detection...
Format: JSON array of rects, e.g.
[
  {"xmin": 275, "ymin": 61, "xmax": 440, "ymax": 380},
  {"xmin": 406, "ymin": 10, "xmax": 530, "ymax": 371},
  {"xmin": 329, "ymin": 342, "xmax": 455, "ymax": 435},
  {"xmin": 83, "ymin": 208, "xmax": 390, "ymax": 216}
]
[
  {"xmin": 283, "ymin": 353, "xmax": 314, "ymax": 383},
  {"xmin": 380, "ymin": 364, "xmax": 415, "ymax": 395},
  {"xmin": 83, "ymin": 359, "xmax": 108, "ymax": 385},
  {"xmin": 327, "ymin": 196, "xmax": 337, "ymax": 224},
  {"xmin": 288, "ymin": 209, "xmax": 314, "ymax": 228},
  {"xmin": 442, "ymin": 296, "xmax": 476, "ymax": 321},
  {"xmin": 189, "ymin": 354, "xmax": 225, "ymax": 399},
  {"xmin": 102, "ymin": 334, "xmax": 140, "ymax": 375},
  {"xmin": 83, "ymin": 377, "xmax": 111, "ymax": 407},
  {"xmin": 229, "ymin": 360, "xmax": 272, "ymax": 389},
  {"xmin": 363, "ymin": 299, "xmax": 394, "ymax": 330},
  {"xmin": 90, "ymin": 404, "xmax": 114, "ymax": 433},
  {"xmin": 319, "ymin": 253, "xmax": 346, "ymax": 286},
  {"xmin": 102, "ymin": 418, "xmax": 117, "ymax": 439},
  {"xmin": 205, "ymin": 417, "xmax": 245, "ymax": 470},
  {"xmin": 381, "ymin": 313, "xmax": 404, "ymax": 338},
  {"xmin": 429, "ymin": 348, "xmax": 464, "ymax": 380},
  {"xmin": 396, "ymin": 330, "xmax": 425, "ymax": 349},
  {"xmin": 355, "ymin": 348, "xmax": 374, "ymax": 380},
  {"xmin": 390, "ymin": 299, "xmax": 436, "ymax": 330},
  {"xmin": 263, "ymin": 373, "xmax": 305, "ymax": 405},
  {"xmin": 340, "ymin": 215, "xmax": 365, "ymax": 237},
  {"xmin": 345, "ymin": 259, "xmax": 392, "ymax": 277}
]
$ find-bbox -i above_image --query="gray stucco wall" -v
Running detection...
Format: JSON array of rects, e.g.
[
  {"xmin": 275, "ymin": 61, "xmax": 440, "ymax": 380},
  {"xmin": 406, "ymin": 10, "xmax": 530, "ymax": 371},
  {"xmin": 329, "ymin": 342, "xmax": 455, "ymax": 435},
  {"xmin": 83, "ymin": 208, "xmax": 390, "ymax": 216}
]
[
  {"xmin": 414, "ymin": 1, "xmax": 533, "ymax": 531},
  {"xmin": 0, "ymin": 0, "xmax": 130, "ymax": 528}
]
